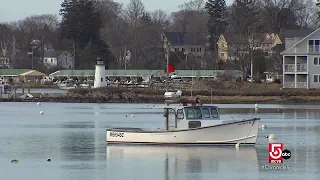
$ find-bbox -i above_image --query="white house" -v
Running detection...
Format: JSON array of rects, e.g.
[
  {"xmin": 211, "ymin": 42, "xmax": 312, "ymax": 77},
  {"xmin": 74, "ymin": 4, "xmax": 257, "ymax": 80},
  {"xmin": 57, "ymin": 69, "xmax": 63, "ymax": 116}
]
[
  {"xmin": 43, "ymin": 51, "xmax": 58, "ymax": 67},
  {"xmin": 280, "ymin": 28, "xmax": 320, "ymax": 89},
  {"xmin": 43, "ymin": 51, "xmax": 74, "ymax": 69}
]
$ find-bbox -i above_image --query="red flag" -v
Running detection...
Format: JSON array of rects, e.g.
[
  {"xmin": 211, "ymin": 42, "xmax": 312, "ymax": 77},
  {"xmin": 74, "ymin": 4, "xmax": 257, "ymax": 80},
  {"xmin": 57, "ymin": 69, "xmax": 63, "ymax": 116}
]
[{"xmin": 168, "ymin": 64, "xmax": 174, "ymax": 73}]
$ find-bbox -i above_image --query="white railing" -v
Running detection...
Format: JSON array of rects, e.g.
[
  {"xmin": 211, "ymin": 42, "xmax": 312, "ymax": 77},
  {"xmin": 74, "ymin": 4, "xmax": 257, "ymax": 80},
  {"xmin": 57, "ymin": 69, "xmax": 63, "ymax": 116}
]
[
  {"xmin": 309, "ymin": 45, "xmax": 320, "ymax": 53},
  {"xmin": 296, "ymin": 82, "xmax": 308, "ymax": 88},
  {"xmin": 297, "ymin": 64, "xmax": 307, "ymax": 72},
  {"xmin": 284, "ymin": 64, "xmax": 308, "ymax": 73},
  {"xmin": 284, "ymin": 64, "xmax": 295, "ymax": 72},
  {"xmin": 283, "ymin": 82, "xmax": 295, "ymax": 88},
  {"xmin": 283, "ymin": 82, "xmax": 308, "ymax": 88}
]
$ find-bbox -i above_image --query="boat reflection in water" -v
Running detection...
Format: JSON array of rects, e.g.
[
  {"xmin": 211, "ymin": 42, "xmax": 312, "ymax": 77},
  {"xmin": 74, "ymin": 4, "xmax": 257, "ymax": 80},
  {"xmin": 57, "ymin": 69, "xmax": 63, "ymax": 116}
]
[{"xmin": 106, "ymin": 145, "xmax": 259, "ymax": 180}]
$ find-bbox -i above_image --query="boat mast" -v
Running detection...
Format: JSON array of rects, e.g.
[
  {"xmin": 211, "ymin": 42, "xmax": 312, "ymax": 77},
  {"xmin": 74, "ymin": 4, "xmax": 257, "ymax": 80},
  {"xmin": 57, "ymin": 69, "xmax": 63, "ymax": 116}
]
[
  {"xmin": 165, "ymin": 39, "xmax": 170, "ymax": 92},
  {"xmin": 163, "ymin": 34, "xmax": 170, "ymax": 130}
]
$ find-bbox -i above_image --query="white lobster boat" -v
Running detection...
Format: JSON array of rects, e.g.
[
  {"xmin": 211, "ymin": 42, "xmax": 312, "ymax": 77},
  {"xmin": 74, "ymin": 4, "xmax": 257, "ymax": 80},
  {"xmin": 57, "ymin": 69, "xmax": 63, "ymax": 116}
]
[{"xmin": 106, "ymin": 102, "xmax": 260, "ymax": 146}]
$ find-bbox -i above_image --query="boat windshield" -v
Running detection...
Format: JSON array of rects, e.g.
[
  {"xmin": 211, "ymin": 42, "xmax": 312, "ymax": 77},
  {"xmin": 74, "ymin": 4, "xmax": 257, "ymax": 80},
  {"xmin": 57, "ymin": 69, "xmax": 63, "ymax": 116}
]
[
  {"xmin": 185, "ymin": 107, "xmax": 202, "ymax": 119},
  {"xmin": 184, "ymin": 106, "xmax": 219, "ymax": 120}
]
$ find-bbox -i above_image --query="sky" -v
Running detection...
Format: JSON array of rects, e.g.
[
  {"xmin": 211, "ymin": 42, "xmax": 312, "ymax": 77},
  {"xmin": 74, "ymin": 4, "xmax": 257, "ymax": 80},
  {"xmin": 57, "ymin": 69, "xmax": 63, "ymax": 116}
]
[{"xmin": 0, "ymin": 0, "xmax": 233, "ymax": 22}]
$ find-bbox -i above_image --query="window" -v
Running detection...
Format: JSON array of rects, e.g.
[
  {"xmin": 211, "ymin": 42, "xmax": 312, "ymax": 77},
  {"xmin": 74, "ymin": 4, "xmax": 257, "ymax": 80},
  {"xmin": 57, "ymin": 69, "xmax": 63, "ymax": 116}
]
[
  {"xmin": 314, "ymin": 57, "xmax": 320, "ymax": 65},
  {"xmin": 210, "ymin": 108, "xmax": 218, "ymax": 118},
  {"xmin": 194, "ymin": 108, "xmax": 202, "ymax": 118},
  {"xmin": 177, "ymin": 109, "xmax": 184, "ymax": 119},
  {"xmin": 185, "ymin": 107, "xmax": 202, "ymax": 119},
  {"xmin": 221, "ymin": 53, "xmax": 224, "ymax": 57},
  {"xmin": 309, "ymin": 40, "xmax": 320, "ymax": 53},
  {"xmin": 202, "ymin": 108, "xmax": 211, "ymax": 118},
  {"xmin": 314, "ymin": 75, "xmax": 320, "ymax": 83},
  {"xmin": 101, "ymin": 78, "xmax": 103, "ymax": 82},
  {"xmin": 186, "ymin": 108, "xmax": 195, "ymax": 119}
]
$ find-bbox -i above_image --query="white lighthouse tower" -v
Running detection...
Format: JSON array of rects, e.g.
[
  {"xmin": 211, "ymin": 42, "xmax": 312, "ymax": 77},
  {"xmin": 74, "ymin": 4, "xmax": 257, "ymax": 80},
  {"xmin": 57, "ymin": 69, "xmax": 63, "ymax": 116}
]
[{"xmin": 93, "ymin": 58, "xmax": 106, "ymax": 88}]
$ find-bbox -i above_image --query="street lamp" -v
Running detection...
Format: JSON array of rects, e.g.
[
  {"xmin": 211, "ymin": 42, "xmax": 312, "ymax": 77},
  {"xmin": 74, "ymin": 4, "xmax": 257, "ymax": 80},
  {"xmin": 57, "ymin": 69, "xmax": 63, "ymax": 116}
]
[{"xmin": 30, "ymin": 41, "xmax": 38, "ymax": 70}]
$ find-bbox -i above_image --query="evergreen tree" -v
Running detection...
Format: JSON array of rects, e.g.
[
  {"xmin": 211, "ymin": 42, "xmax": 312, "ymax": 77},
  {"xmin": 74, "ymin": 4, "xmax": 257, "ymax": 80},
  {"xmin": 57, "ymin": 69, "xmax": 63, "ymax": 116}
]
[
  {"xmin": 316, "ymin": 1, "xmax": 320, "ymax": 25},
  {"xmin": 59, "ymin": 0, "xmax": 114, "ymax": 69},
  {"xmin": 205, "ymin": 0, "xmax": 227, "ymax": 68},
  {"xmin": 229, "ymin": 0, "xmax": 260, "ymax": 34}
]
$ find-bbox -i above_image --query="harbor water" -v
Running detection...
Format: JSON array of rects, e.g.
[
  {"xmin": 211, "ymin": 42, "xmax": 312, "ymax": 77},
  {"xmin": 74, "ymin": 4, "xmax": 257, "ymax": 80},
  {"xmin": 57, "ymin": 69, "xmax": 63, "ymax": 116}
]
[{"xmin": 0, "ymin": 103, "xmax": 319, "ymax": 180}]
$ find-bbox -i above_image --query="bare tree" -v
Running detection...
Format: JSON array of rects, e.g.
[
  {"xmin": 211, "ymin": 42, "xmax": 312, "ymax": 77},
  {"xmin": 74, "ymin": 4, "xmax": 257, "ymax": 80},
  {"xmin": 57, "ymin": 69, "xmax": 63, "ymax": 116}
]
[
  {"xmin": 258, "ymin": 0, "xmax": 304, "ymax": 32},
  {"xmin": 178, "ymin": 0, "xmax": 205, "ymax": 11},
  {"xmin": 295, "ymin": 0, "xmax": 318, "ymax": 28},
  {"xmin": 124, "ymin": 0, "xmax": 145, "ymax": 26}
]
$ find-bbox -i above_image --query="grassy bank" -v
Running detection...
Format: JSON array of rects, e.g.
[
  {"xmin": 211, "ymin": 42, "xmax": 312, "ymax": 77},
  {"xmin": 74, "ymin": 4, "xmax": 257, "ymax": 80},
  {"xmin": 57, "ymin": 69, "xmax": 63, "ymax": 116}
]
[
  {"xmin": 5, "ymin": 81, "xmax": 320, "ymax": 104},
  {"xmin": 36, "ymin": 83, "xmax": 320, "ymax": 104}
]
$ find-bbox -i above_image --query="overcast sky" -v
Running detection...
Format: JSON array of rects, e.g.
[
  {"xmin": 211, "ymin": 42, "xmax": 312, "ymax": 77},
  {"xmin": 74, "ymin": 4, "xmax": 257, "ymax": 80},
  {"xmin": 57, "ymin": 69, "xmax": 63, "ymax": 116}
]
[{"xmin": 0, "ymin": 0, "xmax": 233, "ymax": 22}]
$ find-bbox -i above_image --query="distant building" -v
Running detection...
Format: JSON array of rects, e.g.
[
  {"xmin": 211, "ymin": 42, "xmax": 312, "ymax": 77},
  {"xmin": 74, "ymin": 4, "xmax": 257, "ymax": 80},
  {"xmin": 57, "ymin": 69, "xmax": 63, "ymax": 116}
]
[
  {"xmin": 43, "ymin": 51, "xmax": 74, "ymax": 69},
  {"xmin": 161, "ymin": 32, "xmax": 207, "ymax": 68},
  {"xmin": 280, "ymin": 28, "xmax": 317, "ymax": 89},
  {"xmin": 217, "ymin": 33, "xmax": 282, "ymax": 62}
]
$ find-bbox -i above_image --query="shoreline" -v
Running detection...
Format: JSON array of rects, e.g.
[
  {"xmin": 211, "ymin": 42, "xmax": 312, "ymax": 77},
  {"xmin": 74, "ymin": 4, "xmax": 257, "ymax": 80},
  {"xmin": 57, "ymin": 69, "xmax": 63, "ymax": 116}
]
[
  {"xmin": 2, "ymin": 95, "xmax": 320, "ymax": 105},
  {"xmin": 3, "ymin": 84, "xmax": 320, "ymax": 104}
]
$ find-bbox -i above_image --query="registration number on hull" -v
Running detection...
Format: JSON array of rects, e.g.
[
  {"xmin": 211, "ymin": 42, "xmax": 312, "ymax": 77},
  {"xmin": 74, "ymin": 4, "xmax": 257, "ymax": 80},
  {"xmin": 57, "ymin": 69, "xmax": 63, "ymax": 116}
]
[
  {"xmin": 109, "ymin": 132, "xmax": 124, "ymax": 137},
  {"xmin": 238, "ymin": 121, "xmax": 252, "ymax": 126}
]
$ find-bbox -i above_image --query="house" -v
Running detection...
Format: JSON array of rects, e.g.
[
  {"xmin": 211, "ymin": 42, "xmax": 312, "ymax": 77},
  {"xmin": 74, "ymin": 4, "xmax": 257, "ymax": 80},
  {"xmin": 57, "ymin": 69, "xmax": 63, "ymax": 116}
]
[
  {"xmin": 161, "ymin": 32, "xmax": 206, "ymax": 57},
  {"xmin": 161, "ymin": 32, "xmax": 207, "ymax": 68},
  {"xmin": 43, "ymin": 51, "xmax": 74, "ymax": 69},
  {"xmin": 218, "ymin": 33, "xmax": 282, "ymax": 62},
  {"xmin": 280, "ymin": 28, "xmax": 316, "ymax": 89}
]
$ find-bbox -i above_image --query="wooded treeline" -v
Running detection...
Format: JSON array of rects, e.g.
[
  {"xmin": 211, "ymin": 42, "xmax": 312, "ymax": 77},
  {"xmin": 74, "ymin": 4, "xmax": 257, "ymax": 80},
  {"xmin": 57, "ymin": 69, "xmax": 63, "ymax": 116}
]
[{"xmin": 0, "ymin": 0, "xmax": 319, "ymax": 72}]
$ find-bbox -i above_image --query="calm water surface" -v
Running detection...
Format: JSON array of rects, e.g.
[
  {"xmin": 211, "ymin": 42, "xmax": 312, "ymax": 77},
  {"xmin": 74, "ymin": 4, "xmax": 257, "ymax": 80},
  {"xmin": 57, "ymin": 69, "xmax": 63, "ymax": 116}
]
[{"xmin": 0, "ymin": 102, "xmax": 319, "ymax": 180}]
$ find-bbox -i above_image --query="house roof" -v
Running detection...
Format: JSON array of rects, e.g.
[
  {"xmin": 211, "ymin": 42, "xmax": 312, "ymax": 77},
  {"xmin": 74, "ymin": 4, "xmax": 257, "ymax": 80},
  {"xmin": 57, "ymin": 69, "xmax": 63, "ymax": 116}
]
[
  {"xmin": 281, "ymin": 28, "xmax": 319, "ymax": 55},
  {"xmin": 20, "ymin": 70, "xmax": 47, "ymax": 76},
  {"xmin": 44, "ymin": 51, "xmax": 67, "ymax": 57},
  {"xmin": 222, "ymin": 34, "xmax": 249, "ymax": 44},
  {"xmin": 164, "ymin": 32, "xmax": 206, "ymax": 46},
  {"xmin": 0, "ymin": 69, "xmax": 31, "ymax": 76},
  {"xmin": 49, "ymin": 69, "xmax": 243, "ymax": 78},
  {"xmin": 284, "ymin": 29, "xmax": 314, "ymax": 38}
]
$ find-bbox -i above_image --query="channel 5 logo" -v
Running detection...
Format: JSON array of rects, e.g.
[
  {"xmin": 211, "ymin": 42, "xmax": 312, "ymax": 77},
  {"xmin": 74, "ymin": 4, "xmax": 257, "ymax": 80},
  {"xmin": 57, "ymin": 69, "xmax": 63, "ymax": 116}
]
[{"xmin": 268, "ymin": 143, "xmax": 291, "ymax": 164}]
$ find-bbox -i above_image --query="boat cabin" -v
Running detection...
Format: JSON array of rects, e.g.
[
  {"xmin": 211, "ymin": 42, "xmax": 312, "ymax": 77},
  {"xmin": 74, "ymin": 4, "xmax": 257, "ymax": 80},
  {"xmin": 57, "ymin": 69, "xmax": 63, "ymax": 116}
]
[
  {"xmin": 0, "ymin": 83, "xmax": 13, "ymax": 99},
  {"xmin": 164, "ymin": 105, "xmax": 222, "ymax": 130}
]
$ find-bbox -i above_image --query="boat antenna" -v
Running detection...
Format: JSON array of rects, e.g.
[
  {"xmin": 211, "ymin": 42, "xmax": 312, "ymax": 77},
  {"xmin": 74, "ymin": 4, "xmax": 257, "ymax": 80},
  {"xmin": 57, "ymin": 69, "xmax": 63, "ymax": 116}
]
[{"xmin": 229, "ymin": 114, "xmax": 235, "ymax": 121}]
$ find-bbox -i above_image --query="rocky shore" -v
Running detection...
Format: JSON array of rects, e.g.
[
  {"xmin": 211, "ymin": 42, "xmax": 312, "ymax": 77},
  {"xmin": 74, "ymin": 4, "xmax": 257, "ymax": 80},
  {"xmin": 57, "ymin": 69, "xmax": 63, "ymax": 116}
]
[{"xmin": 4, "ymin": 85, "xmax": 320, "ymax": 104}]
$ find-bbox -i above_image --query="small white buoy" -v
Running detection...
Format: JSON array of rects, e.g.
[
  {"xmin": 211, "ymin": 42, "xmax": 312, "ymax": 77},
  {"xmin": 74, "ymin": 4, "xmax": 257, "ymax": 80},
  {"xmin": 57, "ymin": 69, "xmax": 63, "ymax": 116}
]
[
  {"xmin": 37, "ymin": 102, "xmax": 41, "ymax": 106},
  {"xmin": 268, "ymin": 134, "xmax": 276, "ymax": 139},
  {"xmin": 261, "ymin": 125, "xmax": 267, "ymax": 129},
  {"xmin": 235, "ymin": 143, "xmax": 241, "ymax": 148},
  {"xmin": 255, "ymin": 104, "xmax": 258, "ymax": 108},
  {"xmin": 146, "ymin": 104, "xmax": 148, "ymax": 106},
  {"xmin": 130, "ymin": 115, "xmax": 135, "ymax": 117},
  {"xmin": 40, "ymin": 111, "xmax": 44, "ymax": 115}
]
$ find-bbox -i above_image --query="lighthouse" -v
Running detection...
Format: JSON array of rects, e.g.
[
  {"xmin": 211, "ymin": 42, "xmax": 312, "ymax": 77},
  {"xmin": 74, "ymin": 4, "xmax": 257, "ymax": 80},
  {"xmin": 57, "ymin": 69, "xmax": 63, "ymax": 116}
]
[{"xmin": 93, "ymin": 58, "xmax": 106, "ymax": 88}]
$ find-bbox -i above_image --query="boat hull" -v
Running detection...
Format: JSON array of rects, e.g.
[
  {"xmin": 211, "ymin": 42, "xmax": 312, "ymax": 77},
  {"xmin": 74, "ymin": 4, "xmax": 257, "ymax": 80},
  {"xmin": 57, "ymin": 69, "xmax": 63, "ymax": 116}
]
[{"xmin": 106, "ymin": 118, "xmax": 260, "ymax": 146}]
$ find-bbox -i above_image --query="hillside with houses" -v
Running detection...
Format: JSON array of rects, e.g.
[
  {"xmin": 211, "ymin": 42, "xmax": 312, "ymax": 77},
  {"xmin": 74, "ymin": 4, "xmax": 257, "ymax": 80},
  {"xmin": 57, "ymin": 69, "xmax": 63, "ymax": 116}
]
[{"xmin": 0, "ymin": 0, "xmax": 320, "ymax": 89}]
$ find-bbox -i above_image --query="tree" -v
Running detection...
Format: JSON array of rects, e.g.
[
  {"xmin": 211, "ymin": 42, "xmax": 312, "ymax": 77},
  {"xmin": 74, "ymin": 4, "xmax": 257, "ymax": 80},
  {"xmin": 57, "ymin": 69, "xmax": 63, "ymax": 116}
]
[
  {"xmin": 258, "ymin": 0, "xmax": 304, "ymax": 32},
  {"xmin": 59, "ymin": 0, "xmax": 114, "ymax": 69},
  {"xmin": 228, "ymin": 0, "xmax": 260, "ymax": 34},
  {"xmin": 205, "ymin": 0, "xmax": 228, "ymax": 68}
]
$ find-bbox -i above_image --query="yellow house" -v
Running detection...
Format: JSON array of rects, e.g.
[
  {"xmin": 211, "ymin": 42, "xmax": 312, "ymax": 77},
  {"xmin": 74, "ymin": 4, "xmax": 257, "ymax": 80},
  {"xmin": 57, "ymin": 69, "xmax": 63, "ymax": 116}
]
[{"xmin": 217, "ymin": 33, "xmax": 282, "ymax": 61}]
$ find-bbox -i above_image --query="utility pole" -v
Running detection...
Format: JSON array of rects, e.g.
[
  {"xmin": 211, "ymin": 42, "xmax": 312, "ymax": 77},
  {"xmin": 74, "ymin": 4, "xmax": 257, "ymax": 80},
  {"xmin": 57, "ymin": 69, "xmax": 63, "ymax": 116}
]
[
  {"xmin": 248, "ymin": 27, "xmax": 254, "ymax": 82},
  {"xmin": 124, "ymin": 45, "xmax": 127, "ymax": 70},
  {"xmin": 73, "ymin": 38, "xmax": 76, "ymax": 69},
  {"xmin": 12, "ymin": 36, "xmax": 16, "ymax": 68}
]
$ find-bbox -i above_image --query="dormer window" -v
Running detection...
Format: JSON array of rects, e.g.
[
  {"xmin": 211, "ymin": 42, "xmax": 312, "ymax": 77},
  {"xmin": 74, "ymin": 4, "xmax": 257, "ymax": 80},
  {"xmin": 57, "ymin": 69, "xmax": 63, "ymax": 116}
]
[{"xmin": 309, "ymin": 40, "xmax": 320, "ymax": 53}]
